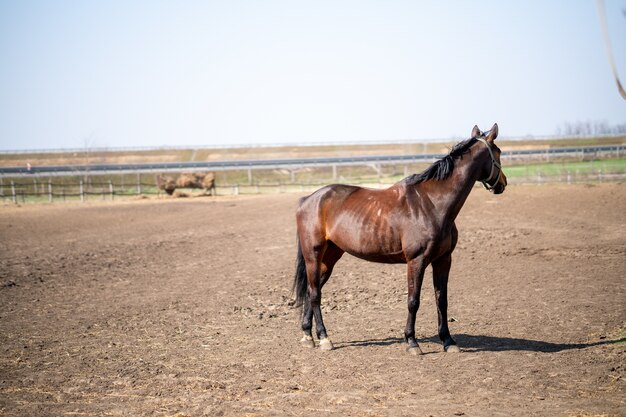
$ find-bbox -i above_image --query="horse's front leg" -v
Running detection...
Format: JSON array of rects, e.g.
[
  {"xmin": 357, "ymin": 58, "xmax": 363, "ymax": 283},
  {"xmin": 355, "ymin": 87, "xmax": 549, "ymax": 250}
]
[
  {"xmin": 405, "ymin": 256, "xmax": 427, "ymax": 355},
  {"xmin": 432, "ymin": 253, "xmax": 460, "ymax": 352}
]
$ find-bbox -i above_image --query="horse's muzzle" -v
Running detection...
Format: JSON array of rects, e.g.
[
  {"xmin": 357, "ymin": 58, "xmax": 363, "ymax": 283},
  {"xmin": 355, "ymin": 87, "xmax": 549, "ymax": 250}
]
[{"xmin": 492, "ymin": 174, "xmax": 507, "ymax": 194}]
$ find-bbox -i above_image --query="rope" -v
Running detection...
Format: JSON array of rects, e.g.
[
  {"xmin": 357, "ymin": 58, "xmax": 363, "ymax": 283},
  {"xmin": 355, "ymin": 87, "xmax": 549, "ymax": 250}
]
[{"xmin": 596, "ymin": 0, "xmax": 626, "ymax": 100}]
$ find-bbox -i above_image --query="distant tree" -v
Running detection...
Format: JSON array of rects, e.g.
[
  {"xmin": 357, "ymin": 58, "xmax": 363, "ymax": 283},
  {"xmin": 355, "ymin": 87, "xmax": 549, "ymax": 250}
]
[{"xmin": 557, "ymin": 120, "xmax": 626, "ymax": 136}]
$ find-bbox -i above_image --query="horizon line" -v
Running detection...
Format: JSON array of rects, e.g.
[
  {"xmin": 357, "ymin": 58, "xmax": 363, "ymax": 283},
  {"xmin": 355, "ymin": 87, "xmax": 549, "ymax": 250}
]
[{"xmin": 1, "ymin": 133, "xmax": 624, "ymax": 155}]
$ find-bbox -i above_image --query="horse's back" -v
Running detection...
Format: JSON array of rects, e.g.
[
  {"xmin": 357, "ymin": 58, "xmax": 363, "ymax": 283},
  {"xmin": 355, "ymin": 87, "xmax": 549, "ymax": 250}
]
[{"xmin": 298, "ymin": 184, "xmax": 361, "ymax": 212}]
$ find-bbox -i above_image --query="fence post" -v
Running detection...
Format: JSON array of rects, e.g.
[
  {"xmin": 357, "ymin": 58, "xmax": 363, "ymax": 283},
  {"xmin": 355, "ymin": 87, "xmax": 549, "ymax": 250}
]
[
  {"xmin": 109, "ymin": 180, "xmax": 114, "ymax": 200},
  {"xmin": 136, "ymin": 173, "xmax": 141, "ymax": 195},
  {"xmin": 33, "ymin": 178, "xmax": 38, "ymax": 197},
  {"xmin": 154, "ymin": 175, "xmax": 160, "ymax": 197},
  {"xmin": 11, "ymin": 181, "xmax": 16, "ymax": 204},
  {"xmin": 248, "ymin": 168, "xmax": 253, "ymax": 185},
  {"xmin": 0, "ymin": 177, "xmax": 3, "ymax": 197},
  {"xmin": 80, "ymin": 180, "xmax": 84, "ymax": 202},
  {"xmin": 233, "ymin": 184, "xmax": 239, "ymax": 195}
]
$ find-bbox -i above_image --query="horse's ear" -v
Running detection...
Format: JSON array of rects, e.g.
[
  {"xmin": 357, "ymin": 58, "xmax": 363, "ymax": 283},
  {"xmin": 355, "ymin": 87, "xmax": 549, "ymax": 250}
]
[
  {"xmin": 471, "ymin": 125, "xmax": 481, "ymax": 138},
  {"xmin": 487, "ymin": 123, "xmax": 499, "ymax": 142}
]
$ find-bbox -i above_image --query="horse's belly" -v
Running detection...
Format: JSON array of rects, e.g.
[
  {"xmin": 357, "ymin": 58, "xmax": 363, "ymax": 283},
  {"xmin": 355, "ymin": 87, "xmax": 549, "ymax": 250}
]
[
  {"xmin": 345, "ymin": 248, "xmax": 407, "ymax": 264},
  {"xmin": 330, "ymin": 230, "xmax": 405, "ymax": 264}
]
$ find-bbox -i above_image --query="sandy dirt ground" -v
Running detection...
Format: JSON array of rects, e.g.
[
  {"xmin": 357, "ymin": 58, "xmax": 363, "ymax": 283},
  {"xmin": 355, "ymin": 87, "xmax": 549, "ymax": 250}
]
[{"xmin": 0, "ymin": 183, "xmax": 624, "ymax": 417}]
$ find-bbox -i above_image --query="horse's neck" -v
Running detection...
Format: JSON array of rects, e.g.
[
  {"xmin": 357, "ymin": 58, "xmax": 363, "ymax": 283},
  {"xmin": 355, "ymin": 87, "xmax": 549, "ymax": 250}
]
[{"xmin": 418, "ymin": 152, "xmax": 484, "ymax": 222}]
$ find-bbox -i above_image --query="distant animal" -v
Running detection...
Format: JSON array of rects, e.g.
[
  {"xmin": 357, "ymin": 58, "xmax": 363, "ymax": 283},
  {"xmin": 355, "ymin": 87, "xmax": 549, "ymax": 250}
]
[
  {"xmin": 293, "ymin": 124, "xmax": 507, "ymax": 354},
  {"xmin": 156, "ymin": 172, "xmax": 215, "ymax": 196},
  {"xmin": 156, "ymin": 175, "xmax": 177, "ymax": 195}
]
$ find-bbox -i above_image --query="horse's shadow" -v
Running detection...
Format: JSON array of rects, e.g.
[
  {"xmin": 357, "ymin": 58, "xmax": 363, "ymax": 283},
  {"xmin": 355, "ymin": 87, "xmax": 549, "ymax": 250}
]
[{"xmin": 334, "ymin": 333, "xmax": 625, "ymax": 353}]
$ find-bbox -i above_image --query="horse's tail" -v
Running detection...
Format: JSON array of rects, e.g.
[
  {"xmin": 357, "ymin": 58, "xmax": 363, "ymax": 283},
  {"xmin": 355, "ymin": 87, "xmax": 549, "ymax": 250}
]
[{"xmin": 293, "ymin": 236, "xmax": 308, "ymax": 308}]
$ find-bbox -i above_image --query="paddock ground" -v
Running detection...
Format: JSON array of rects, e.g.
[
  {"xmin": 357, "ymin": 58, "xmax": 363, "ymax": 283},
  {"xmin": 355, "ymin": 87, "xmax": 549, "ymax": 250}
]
[{"xmin": 0, "ymin": 183, "xmax": 624, "ymax": 416}]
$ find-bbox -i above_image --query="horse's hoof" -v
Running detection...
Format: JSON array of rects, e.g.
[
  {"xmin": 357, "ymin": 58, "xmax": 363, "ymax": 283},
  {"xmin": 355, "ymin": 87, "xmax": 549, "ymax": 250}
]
[
  {"xmin": 319, "ymin": 338, "xmax": 334, "ymax": 351},
  {"xmin": 300, "ymin": 335, "xmax": 315, "ymax": 349},
  {"xmin": 406, "ymin": 346, "xmax": 423, "ymax": 355},
  {"xmin": 445, "ymin": 344, "xmax": 461, "ymax": 353}
]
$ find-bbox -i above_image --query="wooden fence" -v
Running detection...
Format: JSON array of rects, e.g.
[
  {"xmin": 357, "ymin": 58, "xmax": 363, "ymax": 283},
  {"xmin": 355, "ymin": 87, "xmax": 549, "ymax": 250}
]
[{"xmin": 1, "ymin": 166, "xmax": 624, "ymax": 204}]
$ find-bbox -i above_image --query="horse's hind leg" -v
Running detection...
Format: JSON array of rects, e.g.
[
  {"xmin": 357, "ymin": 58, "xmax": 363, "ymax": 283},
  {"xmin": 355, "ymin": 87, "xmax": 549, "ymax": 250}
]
[
  {"xmin": 299, "ymin": 240, "xmax": 324, "ymax": 349},
  {"xmin": 316, "ymin": 243, "xmax": 344, "ymax": 350},
  {"xmin": 301, "ymin": 242, "xmax": 343, "ymax": 351},
  {"xmin": 320, "ymin": 241, "xmax": 344, "ymax": 288},
  {"xmin": 300, "ymin": 302, "xmax": 315, "ymax": 348},
  {"xmin": 302, "ymin": 254, "xmax": 328, "ymax": 348}
]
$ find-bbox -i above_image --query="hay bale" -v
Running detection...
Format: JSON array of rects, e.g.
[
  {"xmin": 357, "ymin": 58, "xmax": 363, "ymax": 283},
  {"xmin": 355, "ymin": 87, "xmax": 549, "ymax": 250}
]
[
  {"xmin": 176, "ymin": 172, "xmax": 215, "ymax": 195},
  {"xmin": 201, "ymin": 173, "xmax": 216, "ymax": 195},
  {"xmin": 158, "ymin": 172, "xmax": 215, "ymax": 196},
  {"xmin": 176, "ymin": 173, "xmax": 202, "ymax": 189}
]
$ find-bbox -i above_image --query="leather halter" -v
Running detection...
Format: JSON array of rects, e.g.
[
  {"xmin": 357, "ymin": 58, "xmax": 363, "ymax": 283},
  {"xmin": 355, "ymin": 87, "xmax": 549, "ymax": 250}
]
[{"xmin": 475, "ymin": 137, "xmax": 502, "ymax": 192}]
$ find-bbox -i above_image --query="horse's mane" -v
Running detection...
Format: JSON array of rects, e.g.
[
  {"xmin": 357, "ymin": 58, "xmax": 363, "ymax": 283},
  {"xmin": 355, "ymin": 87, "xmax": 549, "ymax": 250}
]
[{"xmin": 404, "ymin": 137, "xmax": 478, "ymax": 185}]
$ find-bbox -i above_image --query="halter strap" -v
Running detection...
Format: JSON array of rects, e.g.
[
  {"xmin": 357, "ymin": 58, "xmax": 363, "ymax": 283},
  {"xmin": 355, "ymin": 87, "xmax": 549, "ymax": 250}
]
[{"xmin": 475, "ymin": 137, "xmax": 502, "ymax": 192}]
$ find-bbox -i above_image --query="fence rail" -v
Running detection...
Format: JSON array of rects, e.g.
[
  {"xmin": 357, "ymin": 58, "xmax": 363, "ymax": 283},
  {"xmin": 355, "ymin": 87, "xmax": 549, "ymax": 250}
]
[
  {"xmin": 1, "ymin": 144, "xmax": 624, "ymax": 203},
  {"xmin": 0, "ymin": 144, "xmax": 624, "ymax": 178},
  {"xmin": 2, "ymin": 167, "xmax": 624, "ymax": 204}
]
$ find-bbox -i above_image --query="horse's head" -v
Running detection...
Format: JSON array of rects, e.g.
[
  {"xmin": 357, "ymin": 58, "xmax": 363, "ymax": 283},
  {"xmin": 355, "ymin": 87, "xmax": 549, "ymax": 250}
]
[{"xmin": 471, "ymin": 123, "xmax": 507, "ymax": 194}]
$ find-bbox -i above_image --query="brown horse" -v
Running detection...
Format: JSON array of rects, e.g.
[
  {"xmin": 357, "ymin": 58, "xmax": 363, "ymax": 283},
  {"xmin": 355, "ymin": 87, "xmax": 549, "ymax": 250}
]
[{"xmin": 293, "ymin": 123, "xmax": 507, "ymax": 354}]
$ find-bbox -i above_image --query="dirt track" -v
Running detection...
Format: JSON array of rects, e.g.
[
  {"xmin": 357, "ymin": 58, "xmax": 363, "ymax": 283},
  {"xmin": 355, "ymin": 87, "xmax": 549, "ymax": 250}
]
[{"xmin": 0, "ymin": 183, "xmax": 624, "ymax": 416}]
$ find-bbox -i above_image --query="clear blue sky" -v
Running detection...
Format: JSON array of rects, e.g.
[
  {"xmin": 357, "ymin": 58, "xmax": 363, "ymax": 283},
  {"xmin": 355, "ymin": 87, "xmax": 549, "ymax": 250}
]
[{"xmin": 0, "ymin": 1, "xmax": 624, "ymax": 151}]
